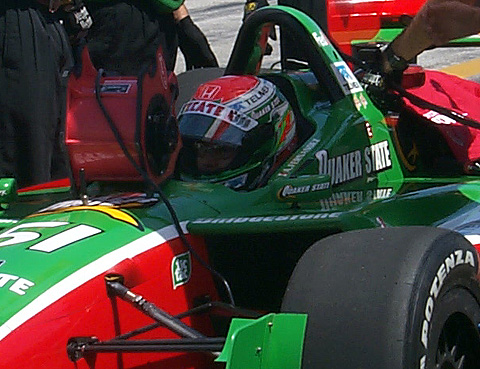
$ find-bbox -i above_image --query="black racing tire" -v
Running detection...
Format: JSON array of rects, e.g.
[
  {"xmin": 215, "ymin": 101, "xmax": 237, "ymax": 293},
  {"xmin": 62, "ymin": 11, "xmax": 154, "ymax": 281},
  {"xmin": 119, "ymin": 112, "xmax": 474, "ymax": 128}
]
[{"xmin": 281, "ymin": 226, "xmax": 480, "ymax": 369}]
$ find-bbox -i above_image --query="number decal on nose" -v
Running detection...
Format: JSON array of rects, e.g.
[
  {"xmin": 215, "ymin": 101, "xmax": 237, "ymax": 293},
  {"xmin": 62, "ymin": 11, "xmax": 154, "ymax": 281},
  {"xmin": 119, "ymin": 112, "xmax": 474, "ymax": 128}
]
[{"xmin": 0, "ymin": 222, "xmax": 102, "ymax": 252}]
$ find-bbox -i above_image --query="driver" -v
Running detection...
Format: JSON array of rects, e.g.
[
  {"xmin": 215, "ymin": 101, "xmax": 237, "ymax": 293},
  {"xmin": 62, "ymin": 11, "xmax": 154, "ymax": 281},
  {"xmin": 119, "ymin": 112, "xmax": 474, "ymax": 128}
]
[
  {"xmin": 178, "ymin": 75, "xmax": 297, "ymax": 190},
  {"xmin": 382, "ymin": 0, "xmax": 480, "ymax": 73}
]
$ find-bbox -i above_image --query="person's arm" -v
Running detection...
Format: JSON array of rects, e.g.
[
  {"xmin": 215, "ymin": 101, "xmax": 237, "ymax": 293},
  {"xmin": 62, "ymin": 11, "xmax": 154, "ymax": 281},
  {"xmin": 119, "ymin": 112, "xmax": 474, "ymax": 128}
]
[
  {"xmin": 173, "ymin": 3, "xmax": 189, "ymax": 20},
  {"xmin": 174, "ymin": 4, "xmax": 219, "ymax": 70},
  {"xmin": 384, "ymin": 0, "xmax": 480, "ymax": 72}
]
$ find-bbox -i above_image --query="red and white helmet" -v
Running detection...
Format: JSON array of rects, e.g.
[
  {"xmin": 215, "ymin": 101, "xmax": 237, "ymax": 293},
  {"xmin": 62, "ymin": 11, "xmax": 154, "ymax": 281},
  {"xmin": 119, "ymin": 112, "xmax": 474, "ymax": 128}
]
[{"xmin": 178, "ymin": 75, "xmax": 296, "ymax": 189}]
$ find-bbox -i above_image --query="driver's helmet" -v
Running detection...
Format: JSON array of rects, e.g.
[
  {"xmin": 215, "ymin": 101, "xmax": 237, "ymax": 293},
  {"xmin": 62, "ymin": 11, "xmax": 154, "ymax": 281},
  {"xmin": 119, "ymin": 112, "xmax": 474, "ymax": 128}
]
[{"xmin": 178, "ymin": 75, "xmax": 296, "ymax": 190}]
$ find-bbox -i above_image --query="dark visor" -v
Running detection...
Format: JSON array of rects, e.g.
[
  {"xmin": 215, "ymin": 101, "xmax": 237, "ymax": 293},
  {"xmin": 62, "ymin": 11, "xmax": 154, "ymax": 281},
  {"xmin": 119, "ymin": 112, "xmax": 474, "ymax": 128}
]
[{"xmin": 178, "ymin": 113, "xmax": 249, "ymax": 147}]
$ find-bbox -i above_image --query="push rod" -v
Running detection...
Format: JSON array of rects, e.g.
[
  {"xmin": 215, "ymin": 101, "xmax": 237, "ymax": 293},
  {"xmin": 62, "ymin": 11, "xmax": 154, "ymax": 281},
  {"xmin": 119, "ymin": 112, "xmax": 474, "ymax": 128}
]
[{"xmin": 105, "ymin": 274, "xmax": 204, "ymax": 339}]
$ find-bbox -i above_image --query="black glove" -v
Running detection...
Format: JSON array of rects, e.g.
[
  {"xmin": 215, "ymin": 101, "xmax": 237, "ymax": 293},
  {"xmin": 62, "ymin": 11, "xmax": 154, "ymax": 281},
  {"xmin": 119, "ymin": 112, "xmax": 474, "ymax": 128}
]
[{"xmin": 177, "ymin": 16, "xmax": 219, "ymax": 70}]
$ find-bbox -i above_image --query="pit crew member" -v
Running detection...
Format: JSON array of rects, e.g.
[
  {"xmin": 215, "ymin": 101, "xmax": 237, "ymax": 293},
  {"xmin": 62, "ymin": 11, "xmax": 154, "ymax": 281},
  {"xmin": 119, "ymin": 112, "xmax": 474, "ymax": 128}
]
[
  {"xmin": 174, "ymin": 3, "xmax": 218, "ymax": 70},
  {"xmin": 0, "ymin": 0, "xmax": 74, "ymax": 187},
  {"xmin": 85, "ymin": 0, "xmax": 217, "ymax": 74},
  {"xmin": 383, "ymin": 0, "xmax": 480, "ymax": 73}
]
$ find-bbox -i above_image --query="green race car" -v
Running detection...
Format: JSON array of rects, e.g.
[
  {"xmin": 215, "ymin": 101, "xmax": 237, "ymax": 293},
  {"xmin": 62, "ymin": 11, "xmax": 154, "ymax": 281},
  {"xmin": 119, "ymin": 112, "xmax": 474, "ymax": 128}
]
[{"xmin": 0, "ymin": 5, "xmax": 480, "ymax": 369}]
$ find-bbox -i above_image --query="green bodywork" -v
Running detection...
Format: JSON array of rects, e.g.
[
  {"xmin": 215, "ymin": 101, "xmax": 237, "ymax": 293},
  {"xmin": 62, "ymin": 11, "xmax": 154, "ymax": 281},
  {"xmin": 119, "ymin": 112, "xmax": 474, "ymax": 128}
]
[
  {"xmin": 217, "ymin": 314, "xmax": 307, "ymax": 369},
  {"xmin": 0, "ymin": 5, "xmax": 480, "ymax": 368}
]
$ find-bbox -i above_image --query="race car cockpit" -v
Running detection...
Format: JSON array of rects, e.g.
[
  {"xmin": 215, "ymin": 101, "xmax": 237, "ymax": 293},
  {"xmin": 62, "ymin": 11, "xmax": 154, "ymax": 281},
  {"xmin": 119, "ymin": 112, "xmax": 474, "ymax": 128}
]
[{"xmin": 177, "ymin": 75, "xmax": 298, "ymax": 190}]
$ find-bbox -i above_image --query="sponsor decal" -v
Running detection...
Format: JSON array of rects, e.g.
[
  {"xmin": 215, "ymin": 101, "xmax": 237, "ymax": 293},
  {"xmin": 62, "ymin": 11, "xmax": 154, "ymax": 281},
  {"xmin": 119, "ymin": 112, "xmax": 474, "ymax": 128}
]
[
  {"xmin": 319, "ymin": 188, "xmax": 393, "ymax": 211},
  {"xmin": 0, "ymin": 222, "xmax": 102, "ymax": 252},
  {"xmin": 197, "ymin": 85, "xmax": 221, "ymax": 100},
  {"xmin": 332, "ymin": 61, "xmax": 363, "ymax": 95},
  {"xmin": 353, "ymin": 94, "xmax": 362, "ymax": 111},
  {"xmin": 227, "ymin": 78, "xmax": 276, "ymax": 111},
  {"xmin": 316, "ymin": 149, "xmax": 362, "ymax": 185},
  {"xmin": 99, "ymin": 80, "xmax": 135, "ymax": 94},
  {"xmin": 315, "ymin": 140, "xmax": 392, "ymax": 186},
  {"xmin": 352, "ymin": 93, "xmax": 368, "ymax": 112},
  {"xmin": 365, "ymin": 122, "xmax": 373, "ymax": 138},
  {"xmin": 419, "ymin": 249, "xmax": 476, "ymax": 369},
  {"xmin": 0, "ymin": 273, "xmax": 34, "ymax": 296},
  {"xmin": 364, "ymin": 140, "xmax": 392, "ymax": 174},
  {"xmin": 0, "ymin": 260, "xmax": 5, "ymax": 267},
  {"xmin": 0, "ymin": 222, "xmax": 187, "ymax": 342},
  {"xmin": 100, "ymin": 84, "xmax": 132, "ymax": 94},
  {"xmin": 180, "ymin": 100, "xmax": 258, "ymax": 132},
  {"xmin": 278, "ymin": 139, "xmax": 321, "ymax": 177},
  {"xmin": 278, "ymin": 182, "xmax": 330, "ymax": 200},
  {"xmin": 423, "ymin": 110, "xmax": 467, "ymax": 125},
  {"xmin": 251, "ymin": 101, "xmax": 273, "ymax": 120},
  {"xmin": 172, "ymin": 252, "xmax": 192, "ymax": 289},
  {"xmin": 35, "ymin": 194, "xmax": 154, "ymax": 230},
  {"xmin": 312, "ymin": 31, "xmax": 329, "ymax": 47},
  {"xmin": 242, "ymin": 83, "xmax": 273, "ymax": 107},
  {"xmin": 360, "ymin": 94, "xmax": 368, "ymax": 108},
  {"xmin": 192, "ymin": 212, "xmax": 341, "ymax": 225}
]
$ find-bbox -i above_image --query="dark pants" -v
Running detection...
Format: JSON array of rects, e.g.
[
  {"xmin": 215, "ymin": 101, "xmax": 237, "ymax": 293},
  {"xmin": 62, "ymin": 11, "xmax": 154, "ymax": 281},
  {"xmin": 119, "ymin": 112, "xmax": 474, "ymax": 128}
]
[
  {"xmin": 0, "ymin": 1, "xmax": 73, "ymax": 188},
  {"xmin": 86, "ymin": 1, "xmax": 178, "ymax": 75}
]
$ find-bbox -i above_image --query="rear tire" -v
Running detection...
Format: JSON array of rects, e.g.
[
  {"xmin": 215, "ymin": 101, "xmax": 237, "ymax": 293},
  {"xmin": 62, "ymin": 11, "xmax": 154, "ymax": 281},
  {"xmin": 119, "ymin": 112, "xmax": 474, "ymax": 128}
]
[{"xmin": 282, "ymin": 226, "xmax": 480, "ymax": 369}]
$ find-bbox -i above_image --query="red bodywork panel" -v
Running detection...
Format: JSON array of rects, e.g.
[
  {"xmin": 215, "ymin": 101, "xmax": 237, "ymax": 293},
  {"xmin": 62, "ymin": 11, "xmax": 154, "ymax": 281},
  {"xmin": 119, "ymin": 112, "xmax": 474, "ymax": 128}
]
[
  {"xmin": 327, "ymin": 0, "xmax": 426, "ymax": 53},
  {"xmin": 403, "ymin": 69, "xmax": 480, "ymax": 170},
  {"xmin": 17, "ymin": 178, "xmax": 72, "ymax": 193},
  {"xmin": 66, "ymin": 46, "xmax": 181, "ymax": 185},
  {"xmin": 1, "ymin": 236, "xmax": 219, "ymax": 369}
]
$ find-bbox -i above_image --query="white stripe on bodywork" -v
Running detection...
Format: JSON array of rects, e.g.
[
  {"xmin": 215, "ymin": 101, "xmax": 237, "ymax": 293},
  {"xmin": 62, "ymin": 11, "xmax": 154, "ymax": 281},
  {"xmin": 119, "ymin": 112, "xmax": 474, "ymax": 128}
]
[
  {"xmin": 463, "ymin": 234, "xmax": 480, "ymax": 246},
  {"xmin": 0, "ymin": 222, "xmax": 187, "ymax": 342}
]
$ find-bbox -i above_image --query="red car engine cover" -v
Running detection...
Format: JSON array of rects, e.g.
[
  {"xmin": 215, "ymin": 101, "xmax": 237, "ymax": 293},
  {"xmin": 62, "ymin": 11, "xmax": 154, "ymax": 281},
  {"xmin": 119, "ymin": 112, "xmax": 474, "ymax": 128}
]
[{"xmin": 66, "ymin": 46, "xmax": 181, "ymax": 185}]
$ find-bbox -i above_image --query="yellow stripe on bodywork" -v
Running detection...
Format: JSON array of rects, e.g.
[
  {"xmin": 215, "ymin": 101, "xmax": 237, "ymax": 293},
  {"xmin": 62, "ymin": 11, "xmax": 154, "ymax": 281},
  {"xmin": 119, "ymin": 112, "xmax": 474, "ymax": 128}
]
[{"xmin": 28, "ymin": 206, "xmax": 143, "ymax": 230}]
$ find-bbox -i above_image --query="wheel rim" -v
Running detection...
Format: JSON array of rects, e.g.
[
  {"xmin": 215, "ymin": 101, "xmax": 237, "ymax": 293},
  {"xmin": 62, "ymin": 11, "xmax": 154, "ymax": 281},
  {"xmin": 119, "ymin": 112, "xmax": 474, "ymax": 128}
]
[{"xmin": 435, "ymin": 313, "xmax": 480, "ymax": 369}]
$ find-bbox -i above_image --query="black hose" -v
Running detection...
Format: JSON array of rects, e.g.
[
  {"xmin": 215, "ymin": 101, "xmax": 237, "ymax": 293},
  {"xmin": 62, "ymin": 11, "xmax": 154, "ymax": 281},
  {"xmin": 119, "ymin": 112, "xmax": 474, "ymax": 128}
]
[{"xmin": 94, "ymin": 69, "xmax": 235, "ymax": 306}]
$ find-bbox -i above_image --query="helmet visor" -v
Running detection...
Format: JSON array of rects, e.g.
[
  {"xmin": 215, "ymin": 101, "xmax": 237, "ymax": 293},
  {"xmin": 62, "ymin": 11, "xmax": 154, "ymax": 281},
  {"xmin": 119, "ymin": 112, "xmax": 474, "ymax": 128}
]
[{"xmin": 178, "ymin": 100, "xmax": 258, "ymax": 147}]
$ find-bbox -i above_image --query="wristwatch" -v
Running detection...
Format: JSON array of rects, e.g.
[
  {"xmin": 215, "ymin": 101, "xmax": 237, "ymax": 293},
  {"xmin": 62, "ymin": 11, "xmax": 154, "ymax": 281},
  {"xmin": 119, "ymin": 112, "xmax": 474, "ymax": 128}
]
[{"xmin": 381, "ymin": 43, "xmax": 409, "ymax": 72}]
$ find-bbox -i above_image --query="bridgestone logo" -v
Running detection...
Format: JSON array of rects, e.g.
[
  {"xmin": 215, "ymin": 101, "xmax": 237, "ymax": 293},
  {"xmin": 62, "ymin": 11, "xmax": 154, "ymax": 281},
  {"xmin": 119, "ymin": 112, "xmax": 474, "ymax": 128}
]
[
  {"xmin": 191, "ymin": 213, "xmax": 341, "ymax": 225},
  {"xmin": 419, "ymin": 249, "xmax": 476, "ymax": 369}
]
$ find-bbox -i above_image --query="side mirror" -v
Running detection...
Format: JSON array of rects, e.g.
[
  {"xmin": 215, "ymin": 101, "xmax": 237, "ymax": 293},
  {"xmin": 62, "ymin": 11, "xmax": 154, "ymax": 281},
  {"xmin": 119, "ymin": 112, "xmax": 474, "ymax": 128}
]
[{"xmin": 271, "ymin": 175, "xmax": 331, "ymax": 203}]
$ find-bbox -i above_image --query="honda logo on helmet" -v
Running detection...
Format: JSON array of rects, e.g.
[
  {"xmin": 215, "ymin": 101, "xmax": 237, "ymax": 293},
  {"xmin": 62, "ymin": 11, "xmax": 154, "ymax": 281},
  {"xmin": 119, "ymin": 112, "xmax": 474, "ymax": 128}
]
[{"xmin": 198, "ymin": 85, "xmax": 221, "ymax": 100}]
